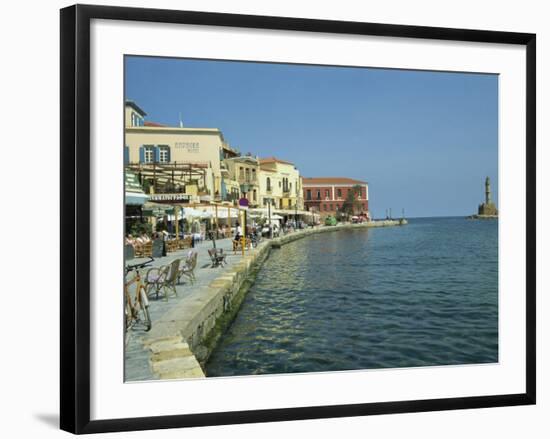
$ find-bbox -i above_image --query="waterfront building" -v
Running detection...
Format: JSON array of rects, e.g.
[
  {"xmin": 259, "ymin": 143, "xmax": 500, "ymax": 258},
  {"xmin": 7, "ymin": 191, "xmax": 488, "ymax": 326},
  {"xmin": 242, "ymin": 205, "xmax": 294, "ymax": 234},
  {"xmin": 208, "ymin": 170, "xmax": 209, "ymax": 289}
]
[
  {"xmin": 258, "ymin": 157, "xmax": 303, "ymax": 211},
  {"xmin": 223, "ymin": 155, "xmax": 261, "ymax": 208},
  {"xmin": 124, "ymin": 101, "xmax": 235, "ymax": 204},
  {"xmin": 302, "ymin": 177, "xmax": 370, "ymax": 219}
]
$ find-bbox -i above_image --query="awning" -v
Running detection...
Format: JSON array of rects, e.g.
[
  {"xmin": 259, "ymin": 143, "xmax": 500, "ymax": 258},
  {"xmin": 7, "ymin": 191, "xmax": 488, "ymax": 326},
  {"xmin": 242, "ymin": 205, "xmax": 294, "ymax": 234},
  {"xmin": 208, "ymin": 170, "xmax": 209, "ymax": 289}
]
[
  {"xmin": 181, "ymin": 207, "xmax": 212, "ymax": 219},
  {"xmin": 142, "ymin": 202, "xmax": 174, "ymax": 217},
  {"xmin": 125, "ymin": 192, "xmax": 149, "ymax": 206},
  {"xmin": 199, "ymin": 206, "xmax": 239, "ymax": 219},
  {"xmin": 125, "ymin": 171, "xmax": 149, "ymax": 206}
]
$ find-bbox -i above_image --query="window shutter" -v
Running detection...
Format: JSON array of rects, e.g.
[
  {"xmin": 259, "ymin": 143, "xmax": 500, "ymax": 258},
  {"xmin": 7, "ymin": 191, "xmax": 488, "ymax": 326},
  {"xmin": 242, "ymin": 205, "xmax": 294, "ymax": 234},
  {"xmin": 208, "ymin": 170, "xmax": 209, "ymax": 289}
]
[
  {"xmin": 139, "ymin": 146, "xmax": 145, "ymax": 163},
  {"xmin": 153, "ymin": 146, "xmax": 160, "ymax": 163},
  {"xmin": 124, "ymin": 146, "xmax": 130, "ymax": 165},
  {"xmin": 166, "ymin": 146, "xmax": 171, "ymax": 163}
]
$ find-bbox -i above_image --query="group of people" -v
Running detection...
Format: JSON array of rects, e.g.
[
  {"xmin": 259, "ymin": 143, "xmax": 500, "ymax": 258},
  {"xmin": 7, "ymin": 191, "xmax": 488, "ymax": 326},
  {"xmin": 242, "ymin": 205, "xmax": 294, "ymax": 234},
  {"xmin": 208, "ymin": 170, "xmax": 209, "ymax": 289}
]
[
  {"xmin": 125, "ymin": 231, "xmax": 170, "ymax": 248},
  {"xmin": 125, "ymin": 233, "xmax": 152, "ymax": 248}
]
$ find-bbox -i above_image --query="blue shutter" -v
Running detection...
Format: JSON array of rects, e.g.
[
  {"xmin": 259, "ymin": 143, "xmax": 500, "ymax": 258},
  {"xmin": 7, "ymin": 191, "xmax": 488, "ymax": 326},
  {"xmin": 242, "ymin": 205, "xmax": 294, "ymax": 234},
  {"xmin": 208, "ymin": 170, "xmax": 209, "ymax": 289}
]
[
  {"xmin": 166, "ymin": 146, "xmax": 171, "ymax": 163},
  {"xmin": 139, "ymin": 146, "xmax": 145, "ymax": 163},
  {"xmin": 153, "ymin": 146, "xmax": 160, "ymax": 163},
  {"xmin": 221, "ymin": 178, "xmax": 227, "ymax": 200},
  {"xmin": 124, "ymin": 146, "xmax": 130, "ymax": 165}
]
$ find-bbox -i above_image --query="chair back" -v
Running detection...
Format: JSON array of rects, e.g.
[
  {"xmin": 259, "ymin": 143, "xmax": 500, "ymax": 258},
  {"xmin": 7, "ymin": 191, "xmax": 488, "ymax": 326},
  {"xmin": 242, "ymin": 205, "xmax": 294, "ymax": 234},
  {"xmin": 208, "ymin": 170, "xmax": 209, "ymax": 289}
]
[
  {"xmin": 167, "ymin": 259, "xmax": 180, "ymax": 282},
  {"xmin": 189, "ymin": 251, "xmax": 198, "ymax": 269},
  {"xmin": 150, "ymin": 264, "xmax": 170, "ymax": 283}
]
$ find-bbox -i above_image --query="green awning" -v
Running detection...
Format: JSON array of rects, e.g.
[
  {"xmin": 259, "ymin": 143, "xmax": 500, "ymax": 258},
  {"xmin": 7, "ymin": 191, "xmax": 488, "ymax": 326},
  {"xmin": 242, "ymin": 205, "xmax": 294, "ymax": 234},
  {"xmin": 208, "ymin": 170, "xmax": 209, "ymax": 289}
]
[
  {"xmin": 125, "ymin": 171, "xmax": 149, "ymax": 206},
  {"xmin": 142, "ymin": 202, "xmax": 174, "ymax": 217}
]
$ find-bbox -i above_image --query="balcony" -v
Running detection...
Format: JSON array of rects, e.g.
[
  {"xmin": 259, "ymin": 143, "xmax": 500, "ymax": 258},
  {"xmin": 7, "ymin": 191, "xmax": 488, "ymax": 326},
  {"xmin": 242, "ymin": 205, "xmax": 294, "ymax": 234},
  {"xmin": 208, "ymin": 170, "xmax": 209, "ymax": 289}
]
[{"xmin": 237, "ymin": 175, "xmax": 257, "ymax": 184}]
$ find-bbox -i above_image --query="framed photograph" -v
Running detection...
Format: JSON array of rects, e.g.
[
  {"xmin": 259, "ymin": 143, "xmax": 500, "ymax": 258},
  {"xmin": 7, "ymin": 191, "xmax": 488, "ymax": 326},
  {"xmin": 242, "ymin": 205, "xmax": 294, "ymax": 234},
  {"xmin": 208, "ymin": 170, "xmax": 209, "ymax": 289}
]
[{"xmin": 60, "ymin": 4, "xmax": 536, "ymax": 434}]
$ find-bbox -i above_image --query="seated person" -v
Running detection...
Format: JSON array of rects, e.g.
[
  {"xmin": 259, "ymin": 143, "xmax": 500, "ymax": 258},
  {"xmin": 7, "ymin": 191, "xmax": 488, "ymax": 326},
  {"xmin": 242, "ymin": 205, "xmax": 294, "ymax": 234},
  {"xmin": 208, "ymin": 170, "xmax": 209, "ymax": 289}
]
[{"xmin": 232, "ymin": 223, "xmax": 243, "ymax": 250}]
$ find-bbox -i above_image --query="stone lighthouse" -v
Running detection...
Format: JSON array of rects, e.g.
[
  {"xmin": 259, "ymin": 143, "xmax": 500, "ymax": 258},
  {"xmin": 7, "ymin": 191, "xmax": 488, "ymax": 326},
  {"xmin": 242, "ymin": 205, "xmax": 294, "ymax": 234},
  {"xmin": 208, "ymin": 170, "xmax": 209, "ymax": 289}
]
[
  {"xmin": 477, "ymin": 176, "xmax": 498, "ymax": 217},
  {"xmin": 485, "ymin": 176, "xmax": 492, "ymax": 205}
]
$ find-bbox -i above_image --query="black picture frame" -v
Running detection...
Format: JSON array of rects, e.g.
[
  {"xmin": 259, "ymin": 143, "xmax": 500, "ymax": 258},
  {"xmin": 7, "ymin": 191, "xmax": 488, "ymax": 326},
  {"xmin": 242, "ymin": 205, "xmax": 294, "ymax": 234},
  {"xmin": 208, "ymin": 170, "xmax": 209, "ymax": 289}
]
[{"xmin": 60, "ymin": 4, "xmax": 536, "ymax": 434}]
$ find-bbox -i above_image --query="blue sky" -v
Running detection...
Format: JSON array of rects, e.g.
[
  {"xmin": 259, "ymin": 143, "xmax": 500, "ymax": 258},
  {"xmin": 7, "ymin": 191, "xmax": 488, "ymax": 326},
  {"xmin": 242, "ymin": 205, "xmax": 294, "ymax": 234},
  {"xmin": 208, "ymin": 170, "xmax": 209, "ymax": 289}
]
[{"xmin": 125, "ymin": 56, "xmax": 498, "ymax": 218}]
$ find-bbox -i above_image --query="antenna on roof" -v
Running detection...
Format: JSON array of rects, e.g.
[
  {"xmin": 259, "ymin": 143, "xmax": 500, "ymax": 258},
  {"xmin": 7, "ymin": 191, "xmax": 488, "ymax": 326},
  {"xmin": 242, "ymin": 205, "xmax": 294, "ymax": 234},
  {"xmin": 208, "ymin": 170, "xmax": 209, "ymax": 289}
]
[{"xmin": 179, "ymin": 112, "xmax": 184, "ymax": 128}]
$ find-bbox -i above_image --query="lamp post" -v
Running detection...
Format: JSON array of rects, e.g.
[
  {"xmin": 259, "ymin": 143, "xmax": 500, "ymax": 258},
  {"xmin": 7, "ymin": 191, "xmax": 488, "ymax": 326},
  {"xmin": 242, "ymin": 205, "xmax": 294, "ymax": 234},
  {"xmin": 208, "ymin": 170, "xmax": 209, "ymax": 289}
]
[
  {"xmin": 214, "ymin": 203, "xmax": 219, "ymax": 239},
  {"xmin": 264, "ymin": 197, "xmax": 273, "ymax": 239},
  {"xmin": 240, "ymin": 183, "xmax": 250, "ymax": 254},
  {"xmin": 174, "ymin": 205, "xmax": 179, "ymax": 242}
]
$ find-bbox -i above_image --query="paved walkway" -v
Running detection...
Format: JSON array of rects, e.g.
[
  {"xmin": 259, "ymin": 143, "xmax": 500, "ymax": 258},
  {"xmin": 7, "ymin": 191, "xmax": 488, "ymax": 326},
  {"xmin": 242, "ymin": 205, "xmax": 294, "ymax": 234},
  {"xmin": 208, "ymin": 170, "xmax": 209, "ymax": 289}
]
[{"xmin": 124, "ymin": 236, "xmax": 254, "ymax": 381}]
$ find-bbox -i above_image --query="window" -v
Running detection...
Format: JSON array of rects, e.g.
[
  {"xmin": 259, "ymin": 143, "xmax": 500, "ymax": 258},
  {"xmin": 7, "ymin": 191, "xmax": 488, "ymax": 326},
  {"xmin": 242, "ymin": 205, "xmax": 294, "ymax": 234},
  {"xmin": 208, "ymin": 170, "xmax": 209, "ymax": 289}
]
[
  {"xmin": 239, "ymin": 167, "xmax": 244, "ymax": 180},
  {"xmin": 316, "ymin": 190, "xmax": 321, "ymax": 200},
  {"xmin": 306, "ymin": 190, "xmax": 311, "ymax": 200},
  {"xmin": 144, "ymin": 145, "xmax": 154, "ymax": 163},
  {"xmin": 266, "ymin": 177, "xmax": 271, "ymax": 191},
  {"xmin": 131, "ymin": 112, "xmax": 143, "ymax": 127},
  {"xmin": 245, "ymin": 168, "xmax": 250, "ymax": 182},
  {"xmin": 252, "ymin": 169, "xmax": 256, "ymax": 181},
  {"xmin": 158, "ymin": 145, "xmax": 170, "ymax": 163},
  {"xmin": 253, "ymin": 189, "xmax": 257, "ymax": 201},
  {"xmin": 325, "ymin": 189, "xmax": 330, "ymax": 199},
  {"xmin": 337, "ymin": 188, "xmax": 342, "ymax": 198}
]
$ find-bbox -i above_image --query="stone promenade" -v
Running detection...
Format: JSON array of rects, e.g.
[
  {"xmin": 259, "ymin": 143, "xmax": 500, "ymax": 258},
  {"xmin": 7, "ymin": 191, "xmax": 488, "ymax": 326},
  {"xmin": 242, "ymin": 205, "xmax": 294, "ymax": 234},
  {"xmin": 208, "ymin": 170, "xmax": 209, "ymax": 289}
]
[{"xmin": 124, "ymin": 236, "xmax": 261, "ymax": 381}]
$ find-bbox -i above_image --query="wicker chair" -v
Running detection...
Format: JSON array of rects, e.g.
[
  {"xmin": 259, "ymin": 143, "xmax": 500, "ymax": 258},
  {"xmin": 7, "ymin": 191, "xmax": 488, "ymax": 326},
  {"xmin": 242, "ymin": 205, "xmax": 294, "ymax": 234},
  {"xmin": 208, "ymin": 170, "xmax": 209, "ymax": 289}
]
[
  {"xmin": 163, "ymin": 259, "xmax": 180, "ymax": 299},
  {"xmin": 178, "ymin": 251, "xmax": 198, "ymax": 284},
  {"xmin": 144, "ymin": 264, "xmax": 170, "ymax": 300},
  {"xmin": 166, "ymin": 240, "xmax": 178, "ymax": 253},
  {"xmin": 142, "ymin": 241, "xmax": 153, "ymax": 257},
  {"xmin": 145, "ymin": 259, "xmax": 180, "ymax": 300}
]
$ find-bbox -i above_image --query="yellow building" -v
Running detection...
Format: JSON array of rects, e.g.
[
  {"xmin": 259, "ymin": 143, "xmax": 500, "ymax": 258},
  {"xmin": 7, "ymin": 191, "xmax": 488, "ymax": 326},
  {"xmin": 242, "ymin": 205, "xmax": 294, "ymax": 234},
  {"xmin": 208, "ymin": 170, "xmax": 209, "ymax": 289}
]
[
  {"xmin": 223, "ymin": 155, "xmax": 261, "ymax": 207},
  {"xmin": 258, "ymin": 157, "xmax": 303, "ymax": 211},
  {"xmin": 124, "ymin": 101, "xmax": 227, "ymax": 202}
]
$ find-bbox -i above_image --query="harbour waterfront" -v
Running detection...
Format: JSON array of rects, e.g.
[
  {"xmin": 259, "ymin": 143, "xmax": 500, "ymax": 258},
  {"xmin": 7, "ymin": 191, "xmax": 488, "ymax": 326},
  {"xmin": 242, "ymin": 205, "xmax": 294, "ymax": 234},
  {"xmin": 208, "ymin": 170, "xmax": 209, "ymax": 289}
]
[{"xmin": 206, "ymin": 217, "xmax": 498, "ymax": 376}]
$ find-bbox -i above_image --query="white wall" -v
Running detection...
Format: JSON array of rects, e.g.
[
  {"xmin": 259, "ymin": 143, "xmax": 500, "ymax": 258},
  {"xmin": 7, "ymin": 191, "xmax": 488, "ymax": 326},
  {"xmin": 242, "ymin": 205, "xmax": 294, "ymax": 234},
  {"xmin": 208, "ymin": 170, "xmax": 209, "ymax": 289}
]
[{"xmin": 1, "ymin": 0, "xmax": 547, "ymax": 438}]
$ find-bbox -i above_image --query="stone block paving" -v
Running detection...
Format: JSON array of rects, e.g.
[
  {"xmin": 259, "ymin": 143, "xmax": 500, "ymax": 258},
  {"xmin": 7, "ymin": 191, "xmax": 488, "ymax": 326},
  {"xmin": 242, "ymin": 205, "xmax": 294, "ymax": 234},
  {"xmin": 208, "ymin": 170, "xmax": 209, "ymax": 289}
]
[{"xmin": 124, "ymin": 236, "xmax": 252, "ymax": 382}]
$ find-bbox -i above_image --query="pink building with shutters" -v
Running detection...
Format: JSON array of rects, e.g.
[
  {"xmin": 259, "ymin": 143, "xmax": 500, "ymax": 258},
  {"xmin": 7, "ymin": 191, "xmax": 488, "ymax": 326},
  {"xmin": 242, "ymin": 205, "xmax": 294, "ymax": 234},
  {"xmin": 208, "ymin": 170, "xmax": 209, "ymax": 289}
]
[{"xmin": 302, "ymin": 177, "xmax": 369, "ymax": 219}]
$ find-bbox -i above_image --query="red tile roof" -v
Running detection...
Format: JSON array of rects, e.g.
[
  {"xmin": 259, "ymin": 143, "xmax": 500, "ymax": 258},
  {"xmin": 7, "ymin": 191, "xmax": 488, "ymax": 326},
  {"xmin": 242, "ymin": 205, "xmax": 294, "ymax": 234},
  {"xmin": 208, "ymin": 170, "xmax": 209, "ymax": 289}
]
[
  {"xmin": 259, "ymin": 156, "xmax": 294, "ymax": 165},
  {"xmin": 302, "ymin": 177, "xmax": 367, "ymax": 185},
  {"xmin": 144, "ymin": 121, "xmax": 165, "ymax": 127}
]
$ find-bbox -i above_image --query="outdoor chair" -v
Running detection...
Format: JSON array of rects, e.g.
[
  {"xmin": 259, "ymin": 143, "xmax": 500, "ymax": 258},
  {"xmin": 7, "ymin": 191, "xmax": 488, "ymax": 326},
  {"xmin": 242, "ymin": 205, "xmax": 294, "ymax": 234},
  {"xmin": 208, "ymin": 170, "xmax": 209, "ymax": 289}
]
[
  {"xmin": 178, "ymin": 251, "xmax": 198, "ymax": 284},
  {"xmin": 133, "ymin": 243, "xmax": 144, "ymax": 258},
  {"xmin": 145, "ymin": 260, "xmax": 180, "ymax": 301},
  {"xmin": 144, "ymin": 264, "xmax": 170, "ymax": 300},
  {"xmin": 166, "ymin": 240, "xmax": 178, "ymax": 253},
  {"xmin": 178, "ymin": 236, "xmax": 192, "ymax": 249},
  {"xmin": 163, "ymin": 258, "xmax": 180, "ymax": 299},
  {"xmin": 208, "ymin": 248, "xmax": 226, "ymax": 268},
  {"xmin": 142, "ymin": 241, "xmax": 153, "ymax": 257}
]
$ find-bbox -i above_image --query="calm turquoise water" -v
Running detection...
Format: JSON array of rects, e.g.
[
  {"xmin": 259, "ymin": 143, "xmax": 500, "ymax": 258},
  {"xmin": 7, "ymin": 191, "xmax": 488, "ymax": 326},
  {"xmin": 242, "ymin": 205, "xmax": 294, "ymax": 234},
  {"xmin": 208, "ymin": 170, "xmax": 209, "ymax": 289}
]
[{"xmin": 206, "ymin": 217, "xmax": 498, "ymax": 376}]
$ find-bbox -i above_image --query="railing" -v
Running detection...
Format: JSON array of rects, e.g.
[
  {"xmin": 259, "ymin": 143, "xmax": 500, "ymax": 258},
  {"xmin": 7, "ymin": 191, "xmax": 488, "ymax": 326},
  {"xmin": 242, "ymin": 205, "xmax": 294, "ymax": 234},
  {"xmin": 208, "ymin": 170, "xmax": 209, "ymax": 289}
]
[{"xmin": 238, "ymin": 176, "xmax": 258, "ymax": 184}]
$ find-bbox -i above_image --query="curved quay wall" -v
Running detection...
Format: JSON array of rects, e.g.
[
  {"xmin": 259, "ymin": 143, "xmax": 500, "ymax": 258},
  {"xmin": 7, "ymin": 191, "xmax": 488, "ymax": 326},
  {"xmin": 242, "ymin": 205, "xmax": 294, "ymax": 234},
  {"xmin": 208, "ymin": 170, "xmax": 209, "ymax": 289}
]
[{"xmin": 142, "ymin": 220, "xmax": 406, "ymax": 379}]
